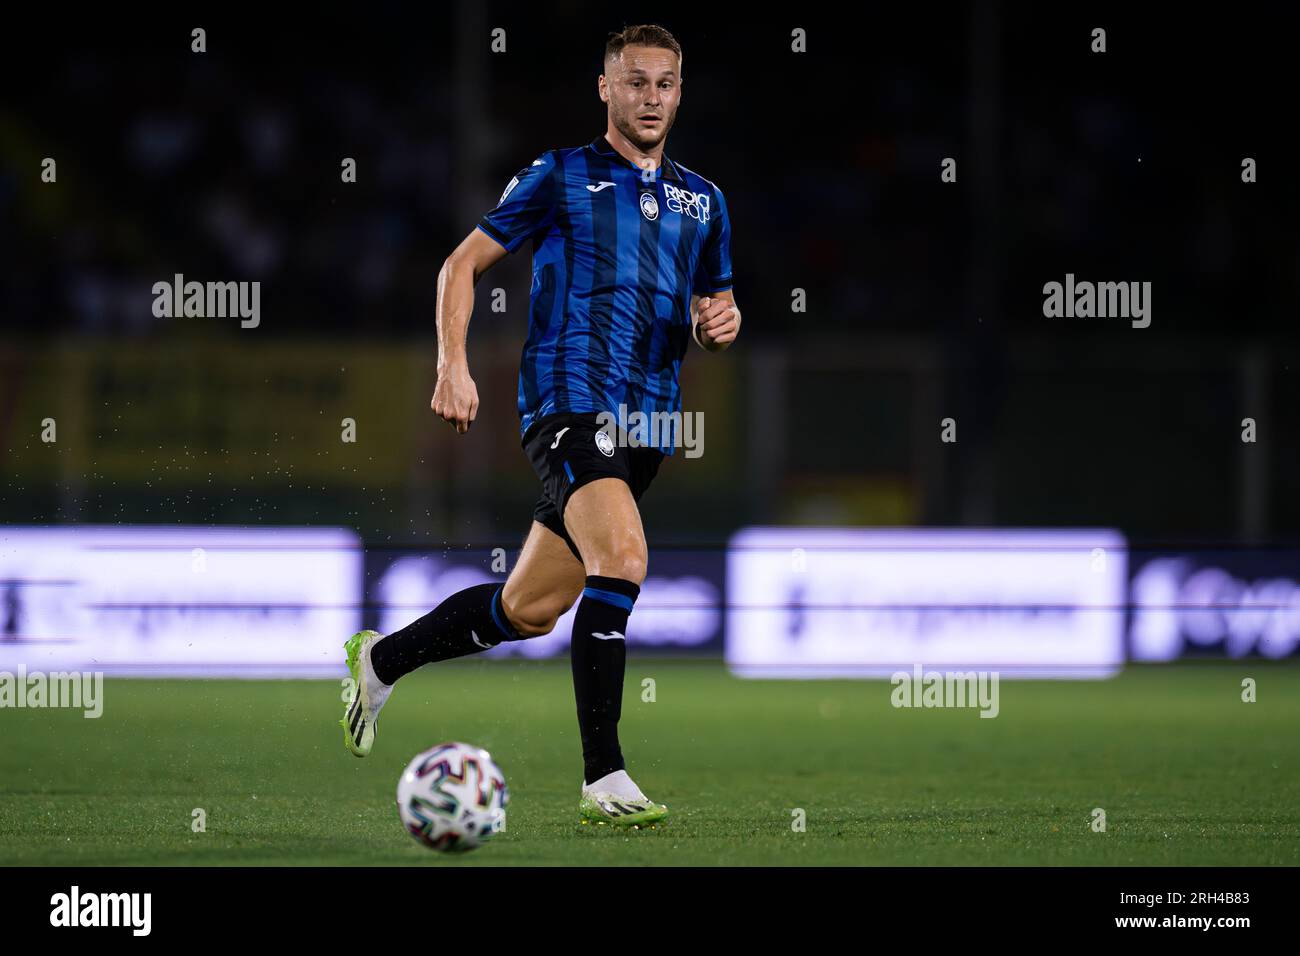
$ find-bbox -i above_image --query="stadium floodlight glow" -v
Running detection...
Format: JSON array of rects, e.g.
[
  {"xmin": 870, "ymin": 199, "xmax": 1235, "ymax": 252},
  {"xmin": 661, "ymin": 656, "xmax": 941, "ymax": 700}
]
[{"xmin": 725, "ymin": 527, "xmax": 1127, "ymax": 679}]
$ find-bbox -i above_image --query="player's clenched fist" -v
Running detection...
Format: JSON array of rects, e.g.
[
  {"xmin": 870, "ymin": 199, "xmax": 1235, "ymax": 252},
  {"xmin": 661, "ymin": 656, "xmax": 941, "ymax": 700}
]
[
  {"xmin": 693, "ymin": 296, "xmax": 741, "ymax": 351},
  {"xmin": 431, "ymin": 364, "xmax": 480, "ymax": 434}
]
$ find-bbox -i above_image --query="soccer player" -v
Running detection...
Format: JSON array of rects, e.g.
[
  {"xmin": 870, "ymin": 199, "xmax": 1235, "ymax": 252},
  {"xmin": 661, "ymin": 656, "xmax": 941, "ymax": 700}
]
[{"xmin": 341, "ymin": 24, "xmax": 739, "ymax": 827}]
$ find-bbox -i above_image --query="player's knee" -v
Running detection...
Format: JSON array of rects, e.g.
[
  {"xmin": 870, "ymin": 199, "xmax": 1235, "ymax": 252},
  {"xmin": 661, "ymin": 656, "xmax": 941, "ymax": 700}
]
[
  {"xmin": 510, "ymin": 613, "xmax": 557, "ymax": 638},
  {"xmin": 586, "ymin": 545, "xmax": 647, "ymax": 586},
  {"xmin": 501, "ymin": 595, "xmax": 563, "ymax": 638}
]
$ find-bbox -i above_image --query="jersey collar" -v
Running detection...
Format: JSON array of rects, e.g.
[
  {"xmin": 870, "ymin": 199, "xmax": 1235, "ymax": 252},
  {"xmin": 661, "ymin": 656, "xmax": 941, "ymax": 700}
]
[{"xmin": 589, "ymin": 135, "xmax": 686, "ymax": 184}]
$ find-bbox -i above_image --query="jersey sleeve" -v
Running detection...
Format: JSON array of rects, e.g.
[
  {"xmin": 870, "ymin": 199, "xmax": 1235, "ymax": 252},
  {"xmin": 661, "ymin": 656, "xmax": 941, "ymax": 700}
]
[
  {"xmin": 477, "ymin": 152, "xmax": 560, "ymax": 253},
  {"xmin": 692, "ymin": 184, "xmax": 733, "ymax": 295}
]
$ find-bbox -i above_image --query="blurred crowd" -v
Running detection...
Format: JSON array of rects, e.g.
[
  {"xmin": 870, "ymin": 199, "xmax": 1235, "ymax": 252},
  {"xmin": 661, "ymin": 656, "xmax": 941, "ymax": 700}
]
[{"xmin": 2, "ymin": 7, "xmax": 1292, "ymax": 344}]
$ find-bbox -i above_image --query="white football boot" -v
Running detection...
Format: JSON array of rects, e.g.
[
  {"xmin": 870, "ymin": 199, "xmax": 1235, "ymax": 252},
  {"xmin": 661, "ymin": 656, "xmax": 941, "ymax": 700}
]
[
  {"xmin": 579, "ymin": 769, "xmax": 669, "ymax": 827},
  {"xmin": 340, "ymin": 630, "xmax": 394, "ymax": 757}
]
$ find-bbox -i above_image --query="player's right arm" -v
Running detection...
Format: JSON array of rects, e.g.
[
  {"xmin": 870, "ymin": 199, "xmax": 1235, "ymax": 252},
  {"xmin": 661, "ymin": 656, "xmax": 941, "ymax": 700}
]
[
  {"xmin": 431, "ymin": 229, "xmax": 509, "ymax": 433},
  {"xmin": 432, "ymin": 151, "xmax": 559, "ymax": 435}
]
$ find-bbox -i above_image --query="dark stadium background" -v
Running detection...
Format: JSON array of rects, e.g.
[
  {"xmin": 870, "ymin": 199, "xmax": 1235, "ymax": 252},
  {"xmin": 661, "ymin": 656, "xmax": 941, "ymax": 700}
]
[{"xmin": 1, "ymin": 3, "xmax": 1297, "ymax": 575}]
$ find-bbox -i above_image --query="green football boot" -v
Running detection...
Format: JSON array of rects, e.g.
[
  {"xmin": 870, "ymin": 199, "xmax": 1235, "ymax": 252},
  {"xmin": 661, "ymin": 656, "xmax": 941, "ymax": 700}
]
[
  {"xmin": 340, "ymin": 629, "xmax": 392, "ymax": 757},
  {"xmin": 579, "ymin": 770, "xmax": 669, "ymax": 828}
]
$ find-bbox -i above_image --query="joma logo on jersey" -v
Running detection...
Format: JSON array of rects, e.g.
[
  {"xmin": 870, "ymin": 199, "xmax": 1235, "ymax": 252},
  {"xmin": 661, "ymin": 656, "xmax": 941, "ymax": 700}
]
[
  {"xmin": 664, "ymin": 184, "xmax": 710, "ymax": 222},
  {"xmin": 498, "ymin": 176, "xmax": 520, "ymax": 205}
]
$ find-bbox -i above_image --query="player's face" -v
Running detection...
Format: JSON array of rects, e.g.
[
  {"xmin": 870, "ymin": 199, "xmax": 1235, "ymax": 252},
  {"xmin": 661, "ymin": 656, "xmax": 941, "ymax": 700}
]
[{"xmin": 602, "ymin": 45, "xmax": 681, "ymax": 151}]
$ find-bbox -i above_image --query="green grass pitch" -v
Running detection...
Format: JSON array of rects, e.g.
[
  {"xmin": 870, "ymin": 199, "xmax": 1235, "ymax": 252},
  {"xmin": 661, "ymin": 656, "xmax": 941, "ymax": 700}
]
[{"xmin": 1, "ymin": 660, "xmax": 1297, "ymax": 865}]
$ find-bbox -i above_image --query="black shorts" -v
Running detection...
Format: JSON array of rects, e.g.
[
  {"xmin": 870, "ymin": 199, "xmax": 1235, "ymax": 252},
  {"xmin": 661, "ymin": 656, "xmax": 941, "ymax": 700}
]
[{"xmin": 522, "ymin": 411, "xmax": 665, "ymax": 561}]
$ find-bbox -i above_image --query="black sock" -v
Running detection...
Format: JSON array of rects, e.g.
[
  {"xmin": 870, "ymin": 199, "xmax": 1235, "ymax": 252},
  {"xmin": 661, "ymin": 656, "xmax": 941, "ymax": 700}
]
[
  {"xmin": 571, "ymin": 575, "xmax": 639, "ymax": 784},
  {"xmin": 369, "ymin": 583, "xmax": 518, "ymax": 685}
]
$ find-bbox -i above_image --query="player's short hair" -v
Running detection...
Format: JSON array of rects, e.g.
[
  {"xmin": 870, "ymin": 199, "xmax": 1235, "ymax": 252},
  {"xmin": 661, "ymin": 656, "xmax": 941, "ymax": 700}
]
[{"xmin": 604, "ymin": 24, "xmax": 682, "ymax": 73}]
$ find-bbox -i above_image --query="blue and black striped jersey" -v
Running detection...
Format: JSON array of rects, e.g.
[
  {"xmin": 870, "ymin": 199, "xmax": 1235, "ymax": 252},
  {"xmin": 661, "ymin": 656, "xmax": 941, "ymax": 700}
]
[{"xmin": 477, "ymin": 136, "xmax": 733, "ymax": 455}]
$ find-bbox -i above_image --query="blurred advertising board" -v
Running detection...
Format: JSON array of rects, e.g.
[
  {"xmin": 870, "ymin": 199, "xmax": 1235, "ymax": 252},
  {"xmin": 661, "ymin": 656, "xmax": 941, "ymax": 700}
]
[
  {"xmin": 1130, "ymin": 551, "xmax": 1300, "ymax": 660},
  {"xmin": 725, "ymin": 527, "xmax": 1127, "ymax": 678},
  {"xmin": 0, "ymin": 526, "xmax": 362, "ymax": 677}
]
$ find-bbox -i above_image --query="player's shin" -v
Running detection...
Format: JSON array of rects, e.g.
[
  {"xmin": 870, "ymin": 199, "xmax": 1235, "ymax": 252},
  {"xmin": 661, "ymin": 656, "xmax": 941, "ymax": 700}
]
[
  {"xmin": 570, "ymin": 575, "xmax": 640, "ymax": 783},
  {"xmin": 369, "ymin": 583, "xmax": 519, "ymax": 685}
]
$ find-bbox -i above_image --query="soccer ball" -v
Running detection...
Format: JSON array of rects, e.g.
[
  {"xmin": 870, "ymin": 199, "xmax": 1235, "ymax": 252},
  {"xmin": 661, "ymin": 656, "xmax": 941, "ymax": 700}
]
[{"xmin": 395, "ymin": 742, "xmax": 509, "ymax": 852}]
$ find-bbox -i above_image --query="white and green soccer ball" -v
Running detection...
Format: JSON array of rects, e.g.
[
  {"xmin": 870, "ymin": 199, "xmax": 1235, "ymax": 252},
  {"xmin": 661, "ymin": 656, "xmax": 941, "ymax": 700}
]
[{"xmin": 396, "ymin": 742, "xmax": 509, "ymax": 852}]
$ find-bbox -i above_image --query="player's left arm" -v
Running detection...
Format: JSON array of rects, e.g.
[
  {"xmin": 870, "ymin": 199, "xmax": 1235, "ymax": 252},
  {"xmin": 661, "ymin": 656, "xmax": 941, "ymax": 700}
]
[
  {"xmin": 691, "ymin": 290, "xmax": 740, "ymax": 352},
  {"xmin": 690, "ymin": 182, "xmax": 737, "ymax": 352}
]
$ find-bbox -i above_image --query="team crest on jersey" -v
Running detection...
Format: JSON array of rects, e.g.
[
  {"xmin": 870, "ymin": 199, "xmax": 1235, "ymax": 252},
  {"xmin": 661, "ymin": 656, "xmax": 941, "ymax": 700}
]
[
  {"xmin": 595, "ymin": 428, "xmax": 616, "ymax": 457},
  {"xmin": 664, "ymin": 183, "xmax": 711, "ymax": 222},
  {"xmin": 639, "ymin": 192, "xmax": 659, "ymax": 221}
]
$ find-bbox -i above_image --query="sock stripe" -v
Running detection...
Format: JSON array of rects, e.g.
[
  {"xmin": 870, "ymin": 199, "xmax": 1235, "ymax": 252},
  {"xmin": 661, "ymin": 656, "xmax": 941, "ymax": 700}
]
[
  {"xmin": 581, "ymin": 586, "xmax": 635, "ymax": 611},
  {"xmin": 488, "ymin": 586, "xmax": 514, "ymax": 640}
]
